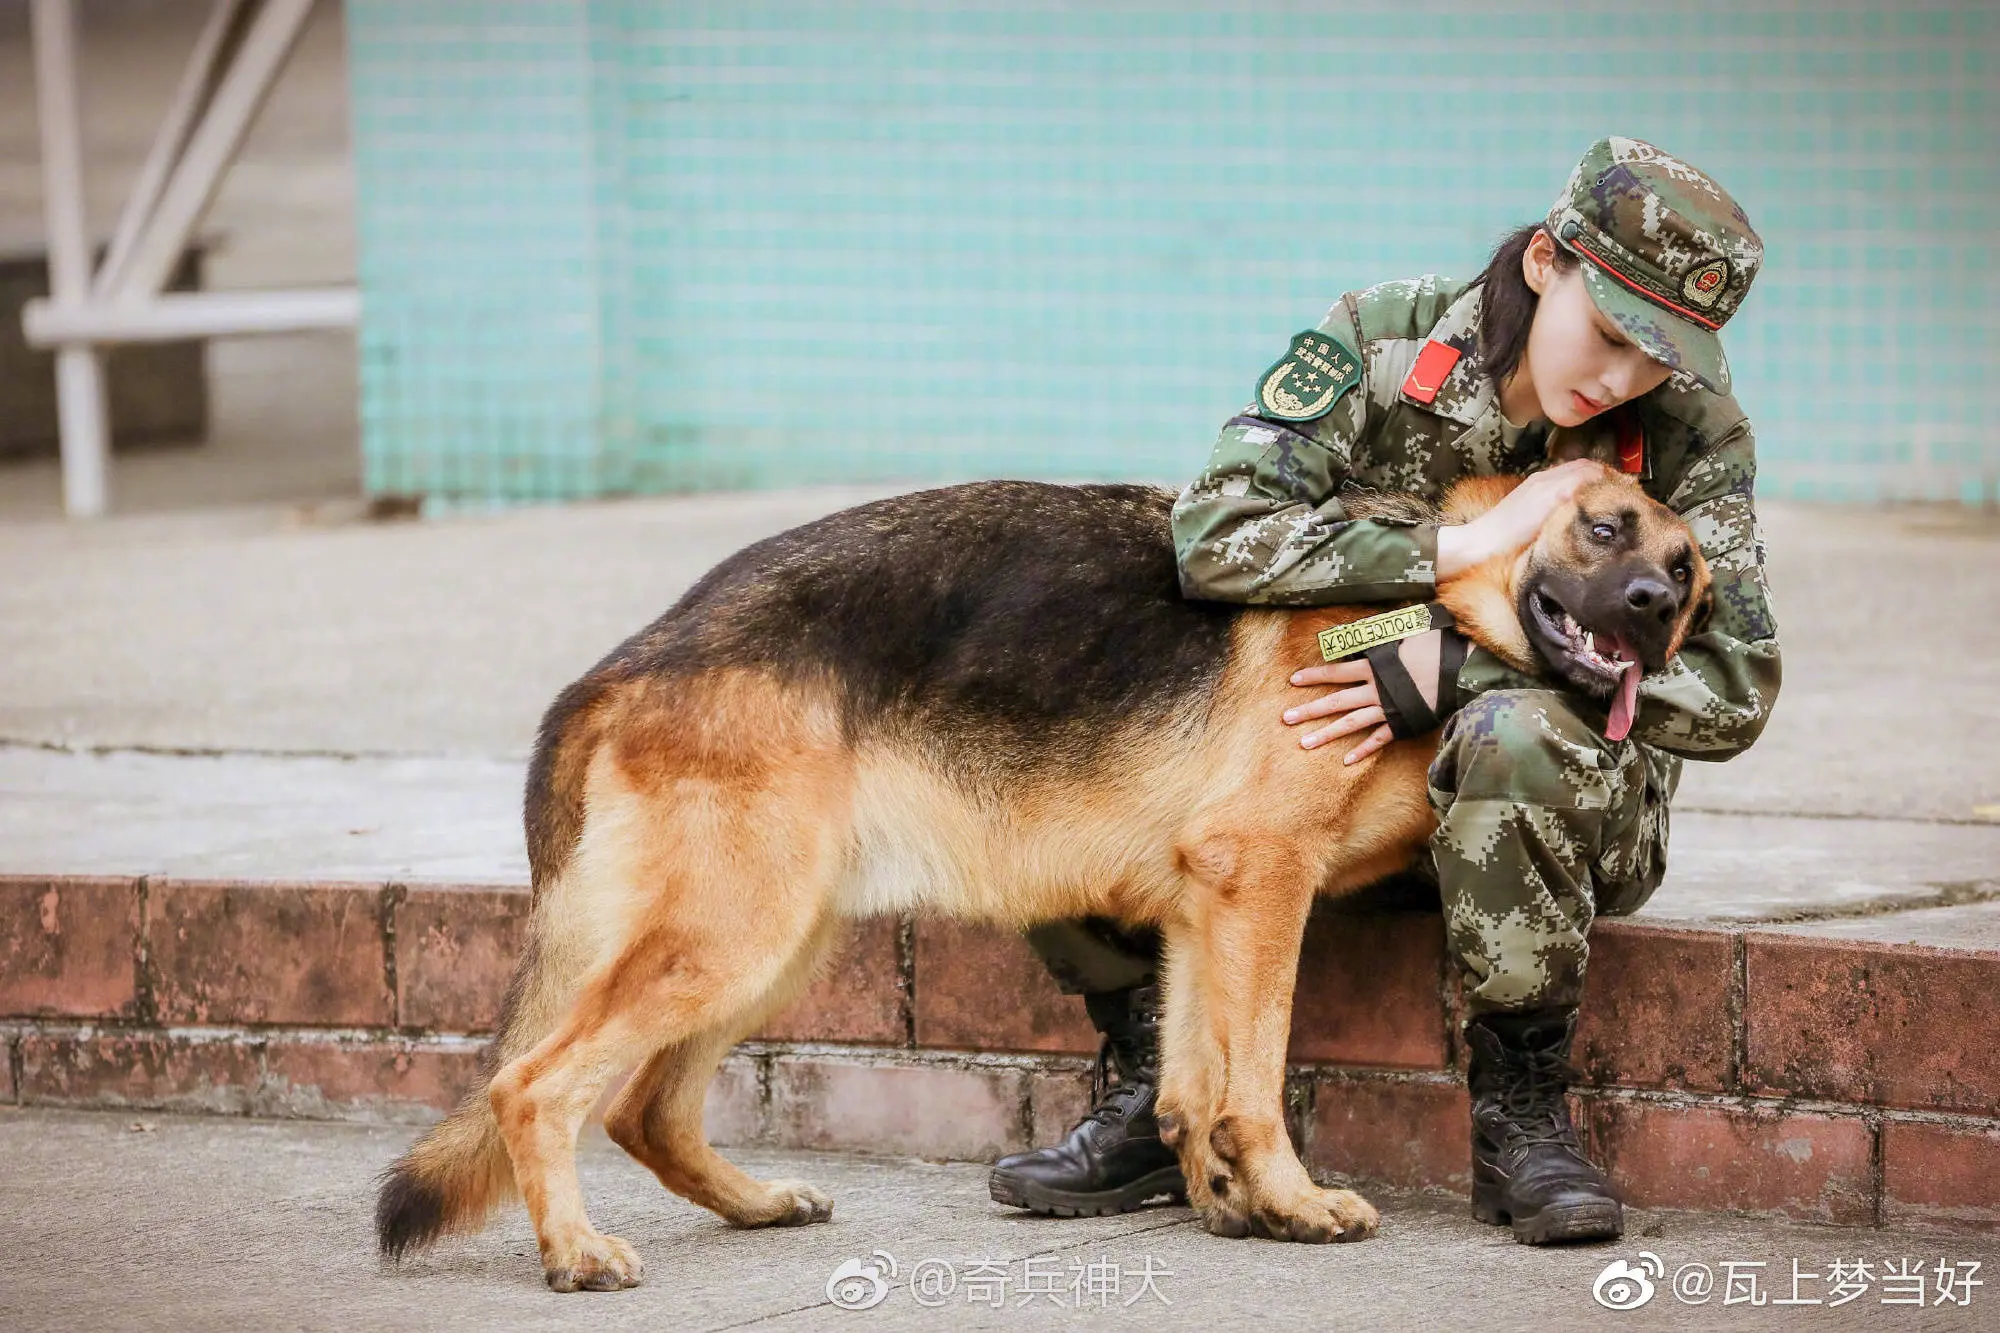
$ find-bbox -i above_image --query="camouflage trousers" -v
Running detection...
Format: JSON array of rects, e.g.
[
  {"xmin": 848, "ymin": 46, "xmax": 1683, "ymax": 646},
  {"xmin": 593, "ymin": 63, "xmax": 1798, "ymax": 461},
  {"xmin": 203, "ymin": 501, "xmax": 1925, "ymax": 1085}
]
[{"xmin": 1027, "ymin": 688, "xmax": 1679, "ymax": 1018}]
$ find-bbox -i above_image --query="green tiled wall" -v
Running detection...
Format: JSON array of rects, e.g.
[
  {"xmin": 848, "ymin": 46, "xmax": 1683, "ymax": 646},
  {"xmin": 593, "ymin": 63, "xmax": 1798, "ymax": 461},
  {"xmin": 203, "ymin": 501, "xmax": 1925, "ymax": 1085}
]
[{"xmin": 348, "ymin": 1, "xmax": 1999, "ymax": 504}]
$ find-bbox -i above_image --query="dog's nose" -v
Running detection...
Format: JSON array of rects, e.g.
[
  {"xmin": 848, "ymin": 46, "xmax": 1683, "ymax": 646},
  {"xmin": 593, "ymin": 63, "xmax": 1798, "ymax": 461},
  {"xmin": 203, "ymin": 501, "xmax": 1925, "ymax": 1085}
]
[{"xmin": 1624, "ymin": 576, "xmax": 1676, "ymax": 624}]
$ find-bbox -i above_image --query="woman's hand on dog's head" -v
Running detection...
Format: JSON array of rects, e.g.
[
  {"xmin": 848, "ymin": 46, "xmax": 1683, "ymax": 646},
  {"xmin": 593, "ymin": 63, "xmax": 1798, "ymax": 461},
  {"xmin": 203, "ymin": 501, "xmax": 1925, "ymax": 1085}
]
[
  {"xmin": 1437, "ymin": 458, "xmax": 1604, "ymax": 579},
  {"xmin": 1288, "ymin": 460, "xmax": 1611, "ymax": 766}
]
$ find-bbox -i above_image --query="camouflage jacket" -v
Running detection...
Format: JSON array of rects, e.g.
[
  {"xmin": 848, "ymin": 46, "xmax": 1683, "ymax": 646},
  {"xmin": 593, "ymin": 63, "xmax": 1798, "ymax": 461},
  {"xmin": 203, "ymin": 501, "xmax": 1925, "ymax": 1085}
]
[{"xmin": 1169, "ymin": 275, "xmax": 1780, "ymax": 761}]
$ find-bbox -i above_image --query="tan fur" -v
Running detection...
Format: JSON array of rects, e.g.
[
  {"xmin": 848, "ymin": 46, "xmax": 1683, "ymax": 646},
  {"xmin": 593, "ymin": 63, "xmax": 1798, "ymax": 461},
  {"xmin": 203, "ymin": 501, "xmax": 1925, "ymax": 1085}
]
[{"xmin": 392, "ymin": 461, "xmax": 1712, "ymax": 1290}]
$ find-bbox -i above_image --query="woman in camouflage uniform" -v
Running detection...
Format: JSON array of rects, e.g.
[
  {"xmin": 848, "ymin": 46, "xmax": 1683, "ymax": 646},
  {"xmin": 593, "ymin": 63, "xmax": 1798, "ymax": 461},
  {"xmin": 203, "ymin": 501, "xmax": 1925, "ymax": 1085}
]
[{"xmin": 988, "ymin": 137, "xmax": 1779, "ymax": 1245}]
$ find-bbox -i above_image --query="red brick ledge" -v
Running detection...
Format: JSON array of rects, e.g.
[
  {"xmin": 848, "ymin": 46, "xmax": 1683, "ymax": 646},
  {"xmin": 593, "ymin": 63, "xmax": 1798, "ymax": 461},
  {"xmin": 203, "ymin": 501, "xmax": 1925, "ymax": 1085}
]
[
  {"xmin": 2, "ymin": 875, "xmax": 1995, "ymax": 1230},
  {"xmin": 4, "ymin": 1026, "xmax": 1993, "ymax": 1232},
  {"xmin": 1, "ymin": 1022, "xmax": 485, "ymax": 1123}
]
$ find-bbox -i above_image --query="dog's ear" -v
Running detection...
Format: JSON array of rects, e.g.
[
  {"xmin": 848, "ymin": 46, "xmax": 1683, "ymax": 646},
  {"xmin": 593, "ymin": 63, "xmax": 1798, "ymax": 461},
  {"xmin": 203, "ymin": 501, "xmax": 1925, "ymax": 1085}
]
[
  {"xmin": 1689, "ymin": 584, "xmax": 1715, "ymax": 637},
  {"xmin": 1545, "ymin": 423, "xmax": 1618, "ymax": 467}
]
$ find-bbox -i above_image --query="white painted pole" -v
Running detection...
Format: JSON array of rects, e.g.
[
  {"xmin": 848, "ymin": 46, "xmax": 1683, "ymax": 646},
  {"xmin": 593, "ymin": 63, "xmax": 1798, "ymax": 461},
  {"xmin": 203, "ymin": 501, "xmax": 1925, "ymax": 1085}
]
[
  {"xmin": 30, "ymin": 0, "xmax": 110, "ymax": 518},
  {"xmin": 93, "ymin": 0, "xmax": 248, "ymax": 302},
  {"xmin": 108, "ymin": 0, "xmax": 316, "ymax": 306},
  {"xmin": 25, "ymin": 287, "xmax": 359, "ymax": 344}
]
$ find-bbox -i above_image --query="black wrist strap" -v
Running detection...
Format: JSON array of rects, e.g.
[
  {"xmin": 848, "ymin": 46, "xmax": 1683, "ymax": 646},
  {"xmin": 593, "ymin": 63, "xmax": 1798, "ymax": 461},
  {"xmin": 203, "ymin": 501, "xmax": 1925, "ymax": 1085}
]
[{"xmin": 1361, "ymin": 605, "xmax": 1469, "ymax": 739}]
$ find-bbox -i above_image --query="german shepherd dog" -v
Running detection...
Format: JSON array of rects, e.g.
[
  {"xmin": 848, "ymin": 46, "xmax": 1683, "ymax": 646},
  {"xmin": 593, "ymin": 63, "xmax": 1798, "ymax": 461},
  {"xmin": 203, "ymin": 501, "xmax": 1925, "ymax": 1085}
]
[{"xmin": 377, "ymin": 459, "xmax": 1712, "ymax": 1291}]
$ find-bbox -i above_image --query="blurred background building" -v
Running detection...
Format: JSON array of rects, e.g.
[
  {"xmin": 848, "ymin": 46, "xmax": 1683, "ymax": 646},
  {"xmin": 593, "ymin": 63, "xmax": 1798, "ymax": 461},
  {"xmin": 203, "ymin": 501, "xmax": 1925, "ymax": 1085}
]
[{"xmin": 6, "ymin": 0, "xmax": 1997, "ymax": 517}]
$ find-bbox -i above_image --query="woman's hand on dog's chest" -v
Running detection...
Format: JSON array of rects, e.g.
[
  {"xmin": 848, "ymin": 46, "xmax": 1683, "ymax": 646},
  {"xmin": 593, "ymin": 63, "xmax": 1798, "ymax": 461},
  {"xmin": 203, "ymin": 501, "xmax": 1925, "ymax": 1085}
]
[{"xmin": 1284, "ymin": 630, "xmax": 1447, "ymax": 765}]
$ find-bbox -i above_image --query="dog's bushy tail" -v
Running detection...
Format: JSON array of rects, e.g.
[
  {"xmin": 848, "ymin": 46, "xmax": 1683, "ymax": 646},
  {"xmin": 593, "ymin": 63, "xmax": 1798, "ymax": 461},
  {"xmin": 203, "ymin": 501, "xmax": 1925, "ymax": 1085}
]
[
  {"xmin": 374, "ymin": 926, "xmax": 588, "ymax": 1259},
  {"xmin": 378, "ymin": 687, "xmax": 609, "ymax": 1260},
  {"xmin": 374, "ymin": 1081, "xmax": 515, "ymax": 1260}
]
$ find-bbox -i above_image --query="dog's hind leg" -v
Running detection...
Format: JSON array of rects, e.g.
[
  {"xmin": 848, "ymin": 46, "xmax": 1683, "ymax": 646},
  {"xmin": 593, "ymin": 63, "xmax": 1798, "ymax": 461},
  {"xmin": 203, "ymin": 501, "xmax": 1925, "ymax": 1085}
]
[
  {"xmin": 490, "ymin": 695, "xmax": 854, "ymax": 1292},
  {"xmin": 603, "ymin": 913, "xmax": 844, "ymax": 1228},
  {"xmin": 491, "ymin": 874, "xmax": 841, "ymax": 1290}
]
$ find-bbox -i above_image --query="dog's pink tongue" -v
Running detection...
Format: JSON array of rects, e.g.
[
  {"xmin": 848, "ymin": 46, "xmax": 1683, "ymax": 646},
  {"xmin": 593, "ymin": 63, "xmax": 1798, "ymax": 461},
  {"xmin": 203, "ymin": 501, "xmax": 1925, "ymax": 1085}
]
[{"xmin": 1606, "ymin": 641, "xmax": 1641, "ymax": 742}]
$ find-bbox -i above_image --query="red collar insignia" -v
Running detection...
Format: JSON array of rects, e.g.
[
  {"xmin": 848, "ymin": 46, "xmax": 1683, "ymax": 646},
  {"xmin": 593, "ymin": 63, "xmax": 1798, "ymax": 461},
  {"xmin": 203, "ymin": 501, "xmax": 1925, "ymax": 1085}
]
[
  {"xmin": 1615, "ymin": 414, "xmax": 1645, "ymax": 474},
  {"xmin": 1401, "ymin": 340, "xmax": 1461, "ymax": 405}
]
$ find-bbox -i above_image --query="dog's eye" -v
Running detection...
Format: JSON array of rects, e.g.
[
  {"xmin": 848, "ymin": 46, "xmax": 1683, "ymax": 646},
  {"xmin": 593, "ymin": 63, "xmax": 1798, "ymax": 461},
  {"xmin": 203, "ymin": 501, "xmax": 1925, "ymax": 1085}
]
[
  {"xmin": 1672, "ymin": 564, "xmax": 1691, "ymax": 583},
  {"xmin": 1590, "ymin": 522, "xmax": 1616, "ymax": 541}
]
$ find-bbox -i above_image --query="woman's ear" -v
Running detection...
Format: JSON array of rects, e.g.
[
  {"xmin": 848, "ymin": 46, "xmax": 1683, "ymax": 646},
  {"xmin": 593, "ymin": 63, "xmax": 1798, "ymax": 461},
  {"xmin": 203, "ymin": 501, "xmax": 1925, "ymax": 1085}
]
[{"xmin": 1521, "ymin": 227, "xmax": 1557, "ymax": 295}]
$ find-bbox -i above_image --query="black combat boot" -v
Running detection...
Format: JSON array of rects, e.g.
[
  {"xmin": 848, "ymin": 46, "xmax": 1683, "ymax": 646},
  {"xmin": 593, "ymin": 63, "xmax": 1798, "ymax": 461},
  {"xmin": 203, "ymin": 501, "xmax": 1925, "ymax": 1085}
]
[
  {"xmin": 1465, "ymin": 1008, "xmax": 1624, "ymax": 1244},
  {"xmin": 988, "ymin": 983, "xmax": 1187, "ymax": 1216}
]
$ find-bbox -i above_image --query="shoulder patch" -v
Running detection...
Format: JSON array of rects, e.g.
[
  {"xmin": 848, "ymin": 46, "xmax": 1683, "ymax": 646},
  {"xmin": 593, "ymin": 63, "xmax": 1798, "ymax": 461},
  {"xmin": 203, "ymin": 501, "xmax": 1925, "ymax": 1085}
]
[
  {"xmin": 1400, "ymin": 339, "xmax": 1461, "ymax": 405},
  {"xmin": 1257, "ymin": 330, "xmax": 1361, "ymax": 422}
]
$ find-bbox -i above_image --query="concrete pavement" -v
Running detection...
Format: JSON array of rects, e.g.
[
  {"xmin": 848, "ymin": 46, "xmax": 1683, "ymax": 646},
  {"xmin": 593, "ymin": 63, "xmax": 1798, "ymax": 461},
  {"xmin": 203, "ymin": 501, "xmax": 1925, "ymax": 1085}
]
[{"xmin": 2, "ymin": 1107, "xmax": 1992, "ymax": 1332}]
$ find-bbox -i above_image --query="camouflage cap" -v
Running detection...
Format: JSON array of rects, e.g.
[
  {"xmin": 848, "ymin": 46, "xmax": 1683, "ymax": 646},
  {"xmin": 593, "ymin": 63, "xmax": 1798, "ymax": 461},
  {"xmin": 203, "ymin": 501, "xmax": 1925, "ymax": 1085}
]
[{"xmin": 1546, "ymin": 136, "xmax": 1762, "ymax": 394}]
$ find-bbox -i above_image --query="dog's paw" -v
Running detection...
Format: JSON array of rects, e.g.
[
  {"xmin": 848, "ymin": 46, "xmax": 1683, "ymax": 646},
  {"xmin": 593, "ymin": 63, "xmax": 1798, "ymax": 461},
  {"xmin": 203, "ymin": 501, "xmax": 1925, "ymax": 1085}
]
[
  {"xmin": 544, "ymin": 1230, "xmax": 643, "ymax": 1292},
  {"xmin": 765, "ymin": 1179, "xmax": 834, "ymax": 1227},
  {"xmin": 1246, "ymin": 1185, "xmax": 1379, "ymax": 1244},
  {"xmin": 1203, "ymin": 1205, "xmax": 1253, "ymax": 1239}
]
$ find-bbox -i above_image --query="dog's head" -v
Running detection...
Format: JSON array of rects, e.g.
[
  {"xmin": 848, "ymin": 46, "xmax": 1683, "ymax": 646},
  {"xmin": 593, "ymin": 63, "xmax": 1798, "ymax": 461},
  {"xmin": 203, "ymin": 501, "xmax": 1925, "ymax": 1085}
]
[
  {"xmin": 1513, "ymin": 470, "xmax": 1713, "ymax": 695},
  {"xmin": 1412, "ymin": 463, "xmax": 1713, "ymax": 740}
]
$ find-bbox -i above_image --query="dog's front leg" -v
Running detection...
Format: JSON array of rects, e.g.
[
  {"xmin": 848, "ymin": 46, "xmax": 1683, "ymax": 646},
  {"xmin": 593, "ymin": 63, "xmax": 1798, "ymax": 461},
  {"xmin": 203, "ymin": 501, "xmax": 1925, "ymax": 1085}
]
[
  {"xmin": 1167, "ymin": 834, "xmax": 1379, "ymax": 1244},
  {"xmin": 1153, "ymin": 927, "xmax": 1237, "ymax": 1230}
]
